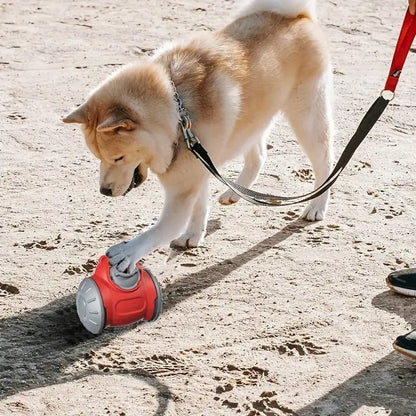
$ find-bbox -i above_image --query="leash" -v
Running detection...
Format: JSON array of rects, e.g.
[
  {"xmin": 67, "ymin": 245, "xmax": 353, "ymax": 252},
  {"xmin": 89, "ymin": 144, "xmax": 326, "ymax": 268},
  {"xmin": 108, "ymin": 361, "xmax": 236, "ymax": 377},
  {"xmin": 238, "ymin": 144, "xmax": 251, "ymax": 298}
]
[{"xmin": 174, "ymin": 9, "xmax": 416, "ymax": 207}]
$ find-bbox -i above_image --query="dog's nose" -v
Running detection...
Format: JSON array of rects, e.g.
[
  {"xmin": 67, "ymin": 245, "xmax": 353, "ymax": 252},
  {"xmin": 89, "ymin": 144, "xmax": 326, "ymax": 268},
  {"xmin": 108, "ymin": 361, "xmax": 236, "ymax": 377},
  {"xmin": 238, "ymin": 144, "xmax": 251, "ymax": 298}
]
[{"xmin": 100, "ymin": 187, "xmax": 112, "ymax": 196}]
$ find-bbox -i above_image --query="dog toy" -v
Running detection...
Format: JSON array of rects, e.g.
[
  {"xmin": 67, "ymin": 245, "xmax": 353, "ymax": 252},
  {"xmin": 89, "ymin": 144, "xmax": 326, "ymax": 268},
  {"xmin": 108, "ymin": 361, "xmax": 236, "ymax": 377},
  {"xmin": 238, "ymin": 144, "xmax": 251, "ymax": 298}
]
[{"xmin": 76, "ymin": 256, "xmax": 162, "ymax": 334}]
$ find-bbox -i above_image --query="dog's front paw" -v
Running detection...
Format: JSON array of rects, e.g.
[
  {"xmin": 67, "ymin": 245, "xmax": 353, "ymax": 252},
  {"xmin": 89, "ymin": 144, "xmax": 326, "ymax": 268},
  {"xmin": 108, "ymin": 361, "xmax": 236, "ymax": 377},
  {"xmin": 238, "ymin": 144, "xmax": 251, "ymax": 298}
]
[
  {"xmin": 106, "ymin": 241, "xmax": 138, "ymax": 274},
  {"xmin": 301, "ymin": 201, "xmax": 327, "ymax": 222},
  {"xmin": 219, "ymin": 189, "xmax": 240, "ymax": 205},
  {"xmin": 171, "ymin": 232, "xmax": 203, "ymax": 249}
]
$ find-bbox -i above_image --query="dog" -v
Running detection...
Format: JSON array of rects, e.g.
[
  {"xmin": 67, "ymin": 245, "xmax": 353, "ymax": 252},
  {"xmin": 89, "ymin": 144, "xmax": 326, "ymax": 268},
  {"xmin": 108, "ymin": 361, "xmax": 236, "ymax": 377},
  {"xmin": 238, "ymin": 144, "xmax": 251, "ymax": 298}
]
[{"xmin": 64, "ymin": 0, "xmax": 333, "ymax": 276}]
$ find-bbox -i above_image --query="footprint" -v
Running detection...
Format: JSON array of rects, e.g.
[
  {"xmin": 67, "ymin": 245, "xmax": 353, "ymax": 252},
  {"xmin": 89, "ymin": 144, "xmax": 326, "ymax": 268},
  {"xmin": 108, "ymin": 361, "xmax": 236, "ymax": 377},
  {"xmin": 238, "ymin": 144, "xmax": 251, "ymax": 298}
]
[
  {"xmin": 261, "ymin": 337, "xmax": 326, "ymax": 356},
  {"xmin": 222, "ymin": 399, "xmax": 239, "ymax": 410},
  {"xmin": 283, "ymin": 211, "xmax": 299, "ymax": 222},
  {"xmin": 245, "ymin": 394, "xmax": 297, "ymax": 415},
  {"xmin": 81, "ymin": 259, "xmax": 97, "ymax": 273},
  {"xmin": 213, "ymin": 373, "xmax": 297, "ymax": 414},
  {"xmin": 63, "ymin": 259, "xmax": 97, "ymax": 276},
  {"xmin": 368, "ymin": 198, "xmax": 405, "ymax": 220},
  {"xmin": 354, "ymin": 160, "xmax": 372, "ymax": 171},
  {"xmin": 216, "ymin": 383, "xmax": 234, "ymax": 394},
  {"xmin": 305, "ymin": 224, "xmax": 339, "ymax": 246},
  {"xmin": 0, "ymin": 282, "xmax": 20, "ymax": 296},
  {"xmin": 383, "ymin": 259, "xmax": 410, "ymax": 271},
  {"xmin": 7, "ymin": 112, "xmax": 26, "ymax": 120},
  {"xmin": 292, "ymin": 168, "xmax": 313, "ymax": 182},
  {"xmin": 216, "ymin": 364, "xmax": 269, "ymax": 385},
  {"xmin": 23, "ymin": 240, "xmax": 57, "ymax": 251},
  {"xmin": 140, "ymin": 354, "xmax": 190, "ymax": 377},
  {"xmin": 22, "ymin": 235, "xmax": 62, "ymax": 251},
  {"xmin": 131, "ymin": 46, "xmax": 155, "ymax": 56}
]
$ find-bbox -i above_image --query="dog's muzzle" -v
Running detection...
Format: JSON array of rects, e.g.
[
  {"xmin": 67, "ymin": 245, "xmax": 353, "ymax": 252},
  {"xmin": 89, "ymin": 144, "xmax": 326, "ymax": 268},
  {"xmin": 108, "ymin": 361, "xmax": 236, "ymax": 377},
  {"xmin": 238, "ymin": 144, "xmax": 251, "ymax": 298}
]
[{"xmin": 123, "ymin": 165, "xmax": 143, "ymax": 196}]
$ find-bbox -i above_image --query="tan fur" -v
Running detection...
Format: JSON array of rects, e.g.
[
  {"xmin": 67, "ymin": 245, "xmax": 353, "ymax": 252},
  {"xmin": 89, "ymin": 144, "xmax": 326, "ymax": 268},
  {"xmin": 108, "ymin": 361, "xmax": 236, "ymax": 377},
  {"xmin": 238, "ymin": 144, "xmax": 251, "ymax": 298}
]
[{"xmin": 64, "ymin": 3, "xmax": 333, "ymax": 274}]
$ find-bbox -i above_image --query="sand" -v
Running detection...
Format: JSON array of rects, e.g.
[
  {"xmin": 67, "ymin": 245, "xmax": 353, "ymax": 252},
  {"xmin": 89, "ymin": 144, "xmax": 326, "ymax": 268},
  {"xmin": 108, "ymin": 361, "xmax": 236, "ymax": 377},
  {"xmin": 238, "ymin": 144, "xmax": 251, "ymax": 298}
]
[{"xmin": 1, "ymin": 0, "xmax": 416, "ymax": 415}]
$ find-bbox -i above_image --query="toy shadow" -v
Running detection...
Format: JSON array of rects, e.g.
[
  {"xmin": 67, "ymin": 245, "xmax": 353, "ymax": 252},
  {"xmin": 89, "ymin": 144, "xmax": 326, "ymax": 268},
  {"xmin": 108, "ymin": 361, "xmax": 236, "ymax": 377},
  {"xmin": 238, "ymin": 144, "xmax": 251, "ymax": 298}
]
[
  {"xmin": 296, "ymin": 290, "xmax": 416, "ymax": 416},
  {"xmin": 0, "ymin": 219, "xmax": 310, "ymax": 414},
  {"xmin": 0, "ymin": 294, "xmax": 172, "ymax": 415}
]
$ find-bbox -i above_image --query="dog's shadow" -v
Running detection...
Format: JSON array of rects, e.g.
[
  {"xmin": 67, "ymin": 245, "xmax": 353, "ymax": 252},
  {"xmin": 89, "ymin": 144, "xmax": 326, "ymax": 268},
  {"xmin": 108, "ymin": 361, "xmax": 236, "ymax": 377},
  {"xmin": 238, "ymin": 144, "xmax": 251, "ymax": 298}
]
[
  {"xmin": 163, "ymin": 218, "xmax": 308, "ymax": 312},
  {"xmin": 0, "ymin": 219, "xmax": 309, "ymax": 414},
  {"xmin": 296, "ymin": 290, "xmax": 416, "ymax": 416}
]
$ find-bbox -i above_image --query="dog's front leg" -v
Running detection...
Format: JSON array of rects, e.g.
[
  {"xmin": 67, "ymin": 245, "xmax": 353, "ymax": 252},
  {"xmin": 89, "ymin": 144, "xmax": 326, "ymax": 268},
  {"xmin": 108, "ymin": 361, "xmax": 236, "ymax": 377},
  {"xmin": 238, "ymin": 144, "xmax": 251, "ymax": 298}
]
[
  {"xmin": 107, "ymin": 189, "xmax": 198, "ymax": 274},
  {"xmin": 171, "ymin": 180, "xmax": 209, "ymax": 249}
]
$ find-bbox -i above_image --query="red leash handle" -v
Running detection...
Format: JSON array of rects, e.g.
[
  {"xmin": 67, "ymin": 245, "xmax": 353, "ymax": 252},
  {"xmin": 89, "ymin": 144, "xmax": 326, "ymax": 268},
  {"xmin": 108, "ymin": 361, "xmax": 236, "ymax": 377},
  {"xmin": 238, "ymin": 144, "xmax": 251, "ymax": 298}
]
[{"xmin": 385, "ymin": 8, "xmax": 416, "ymax": 94}]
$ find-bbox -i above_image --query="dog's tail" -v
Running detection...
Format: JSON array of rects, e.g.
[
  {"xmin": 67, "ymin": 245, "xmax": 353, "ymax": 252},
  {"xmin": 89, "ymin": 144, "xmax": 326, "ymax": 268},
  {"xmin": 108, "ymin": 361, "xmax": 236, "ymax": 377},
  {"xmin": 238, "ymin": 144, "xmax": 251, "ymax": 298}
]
[{"xmin": 237, "ymin": 0, "xmax": 316, "ymax": 21}]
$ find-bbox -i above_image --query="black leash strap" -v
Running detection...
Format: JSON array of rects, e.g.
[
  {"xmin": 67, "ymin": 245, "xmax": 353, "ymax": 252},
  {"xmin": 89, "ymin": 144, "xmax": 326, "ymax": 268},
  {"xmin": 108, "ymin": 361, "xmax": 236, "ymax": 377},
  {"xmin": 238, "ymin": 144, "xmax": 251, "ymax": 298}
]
[
  {"xmin": 189, "ymin": 96, "xmax": 389, "ymax": 206},
  {"xmin": 175, "ymin": 9, "xmax": 415, "ymax": 207}
]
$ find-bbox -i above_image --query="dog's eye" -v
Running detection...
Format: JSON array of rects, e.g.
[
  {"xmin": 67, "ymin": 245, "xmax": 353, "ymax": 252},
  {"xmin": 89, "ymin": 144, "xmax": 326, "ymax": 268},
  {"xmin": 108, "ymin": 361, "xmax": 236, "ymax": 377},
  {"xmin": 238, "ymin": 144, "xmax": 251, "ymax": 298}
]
[{"xmin": 114, "ymin": 156, "xmax": 124, "ymax": 163}]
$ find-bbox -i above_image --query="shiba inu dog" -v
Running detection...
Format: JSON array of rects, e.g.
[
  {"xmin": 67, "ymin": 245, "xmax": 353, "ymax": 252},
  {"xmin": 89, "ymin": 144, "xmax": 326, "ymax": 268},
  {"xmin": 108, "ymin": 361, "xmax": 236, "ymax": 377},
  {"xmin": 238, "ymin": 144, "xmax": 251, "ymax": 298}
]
[{"xmin": 64, "ymin": 0, "xmax": 333, "ymax": 275}]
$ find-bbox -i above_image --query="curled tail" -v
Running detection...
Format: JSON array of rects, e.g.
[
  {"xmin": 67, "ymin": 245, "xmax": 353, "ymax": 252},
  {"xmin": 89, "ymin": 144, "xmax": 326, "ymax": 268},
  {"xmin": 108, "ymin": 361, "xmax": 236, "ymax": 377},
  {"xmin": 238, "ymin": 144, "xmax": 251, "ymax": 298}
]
[{"xmin": 237, "ymin": 0, "xmax": 317, "ymax": 21}]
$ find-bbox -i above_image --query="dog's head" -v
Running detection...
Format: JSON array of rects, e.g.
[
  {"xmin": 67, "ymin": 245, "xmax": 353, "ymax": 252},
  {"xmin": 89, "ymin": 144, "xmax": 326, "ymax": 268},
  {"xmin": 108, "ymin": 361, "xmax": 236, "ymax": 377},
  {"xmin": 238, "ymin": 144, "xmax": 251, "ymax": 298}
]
[{"xmin": 63, "ymin": 62, "xmax": 178, "ymax": 197}]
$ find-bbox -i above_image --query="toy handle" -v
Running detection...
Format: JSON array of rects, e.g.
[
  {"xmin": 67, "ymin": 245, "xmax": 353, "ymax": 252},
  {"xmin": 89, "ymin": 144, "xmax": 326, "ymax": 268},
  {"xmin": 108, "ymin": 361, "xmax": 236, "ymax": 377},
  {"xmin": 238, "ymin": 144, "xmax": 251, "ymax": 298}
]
[{"xmin": 109, "ymin": 265, "xmax": 140, "ymax": 290}]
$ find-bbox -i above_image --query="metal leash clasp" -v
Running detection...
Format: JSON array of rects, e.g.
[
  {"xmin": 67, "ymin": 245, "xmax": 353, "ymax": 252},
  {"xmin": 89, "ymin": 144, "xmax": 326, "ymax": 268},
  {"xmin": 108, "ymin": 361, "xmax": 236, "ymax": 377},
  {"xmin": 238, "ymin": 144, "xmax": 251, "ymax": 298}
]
[
  {"xmin": 182, "ymin": 125, "xmax": 200, "ymax": 150},
  {"xmin": 171, "ymin": 80, "xmax": 201, "ymax": 150}
]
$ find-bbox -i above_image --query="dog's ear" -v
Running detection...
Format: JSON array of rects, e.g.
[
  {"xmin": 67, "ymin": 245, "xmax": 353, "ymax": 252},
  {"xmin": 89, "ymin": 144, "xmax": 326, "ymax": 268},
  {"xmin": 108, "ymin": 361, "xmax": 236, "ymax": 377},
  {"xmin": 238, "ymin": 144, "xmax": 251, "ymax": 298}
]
[
  {"xmin": 63, "ymin": 102, "xmax": 89, "ymax": 124},
  {"xmin": 96, "ymin": 111, "xmax": 137, "ymax": 133}
]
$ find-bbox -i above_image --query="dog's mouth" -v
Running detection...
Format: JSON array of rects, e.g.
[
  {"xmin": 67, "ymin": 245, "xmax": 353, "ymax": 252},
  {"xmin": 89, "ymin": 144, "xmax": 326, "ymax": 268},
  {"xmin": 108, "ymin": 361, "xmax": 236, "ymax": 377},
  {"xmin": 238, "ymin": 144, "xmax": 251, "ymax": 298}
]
[{"xmin": 123, "ymin": 165, "xmax": 143, "ymax": 196}]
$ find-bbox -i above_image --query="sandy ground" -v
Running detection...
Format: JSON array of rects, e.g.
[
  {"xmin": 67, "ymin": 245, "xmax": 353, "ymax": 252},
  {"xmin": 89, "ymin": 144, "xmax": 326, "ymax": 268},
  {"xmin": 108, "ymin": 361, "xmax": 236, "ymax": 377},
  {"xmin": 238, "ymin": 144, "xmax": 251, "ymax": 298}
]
[{"xmin": 1, "ymin": 1, "xmax": 416, "ymax": 415}]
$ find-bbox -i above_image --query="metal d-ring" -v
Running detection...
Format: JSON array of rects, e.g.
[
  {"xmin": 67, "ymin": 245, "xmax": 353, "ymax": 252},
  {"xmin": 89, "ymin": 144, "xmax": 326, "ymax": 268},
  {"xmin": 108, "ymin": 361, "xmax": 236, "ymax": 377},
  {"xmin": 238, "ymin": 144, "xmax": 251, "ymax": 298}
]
[{"xmin": 380, "ymin": 89, "xmax": 395, "ymax": 101}]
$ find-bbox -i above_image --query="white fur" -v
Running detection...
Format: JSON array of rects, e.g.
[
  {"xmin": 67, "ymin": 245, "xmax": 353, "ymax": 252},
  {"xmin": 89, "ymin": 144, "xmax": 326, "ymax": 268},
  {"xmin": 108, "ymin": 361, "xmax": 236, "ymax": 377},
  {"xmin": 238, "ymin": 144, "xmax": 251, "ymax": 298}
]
[{"xmin": 238, "ymin": 0, "xmax": 317, "ymax": 20}]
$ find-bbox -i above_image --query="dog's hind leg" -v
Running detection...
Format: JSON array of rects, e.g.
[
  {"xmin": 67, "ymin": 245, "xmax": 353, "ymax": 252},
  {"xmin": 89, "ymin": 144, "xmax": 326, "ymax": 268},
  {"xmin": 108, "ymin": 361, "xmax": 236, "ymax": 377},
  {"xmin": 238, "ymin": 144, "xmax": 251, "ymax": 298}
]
[
  {"xmin": 218, "ymin": 134, "xmax": 267, "ymax": 205},
  {"xmin": 284, "ymin": 72, "xmax": 334, "ymax": 221},
  {"xmin": 171, "ymin": 181, "xmax": 210, "ymax": 248}
]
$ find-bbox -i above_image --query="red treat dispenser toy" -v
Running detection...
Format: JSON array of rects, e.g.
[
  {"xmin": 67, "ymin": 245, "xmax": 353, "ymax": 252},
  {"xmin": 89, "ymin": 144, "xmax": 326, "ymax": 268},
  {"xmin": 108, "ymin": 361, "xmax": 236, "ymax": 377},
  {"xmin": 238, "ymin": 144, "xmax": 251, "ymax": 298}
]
[{"xmin": 76, "ymin": 256, "xmax": 162, "ymax": 334}]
